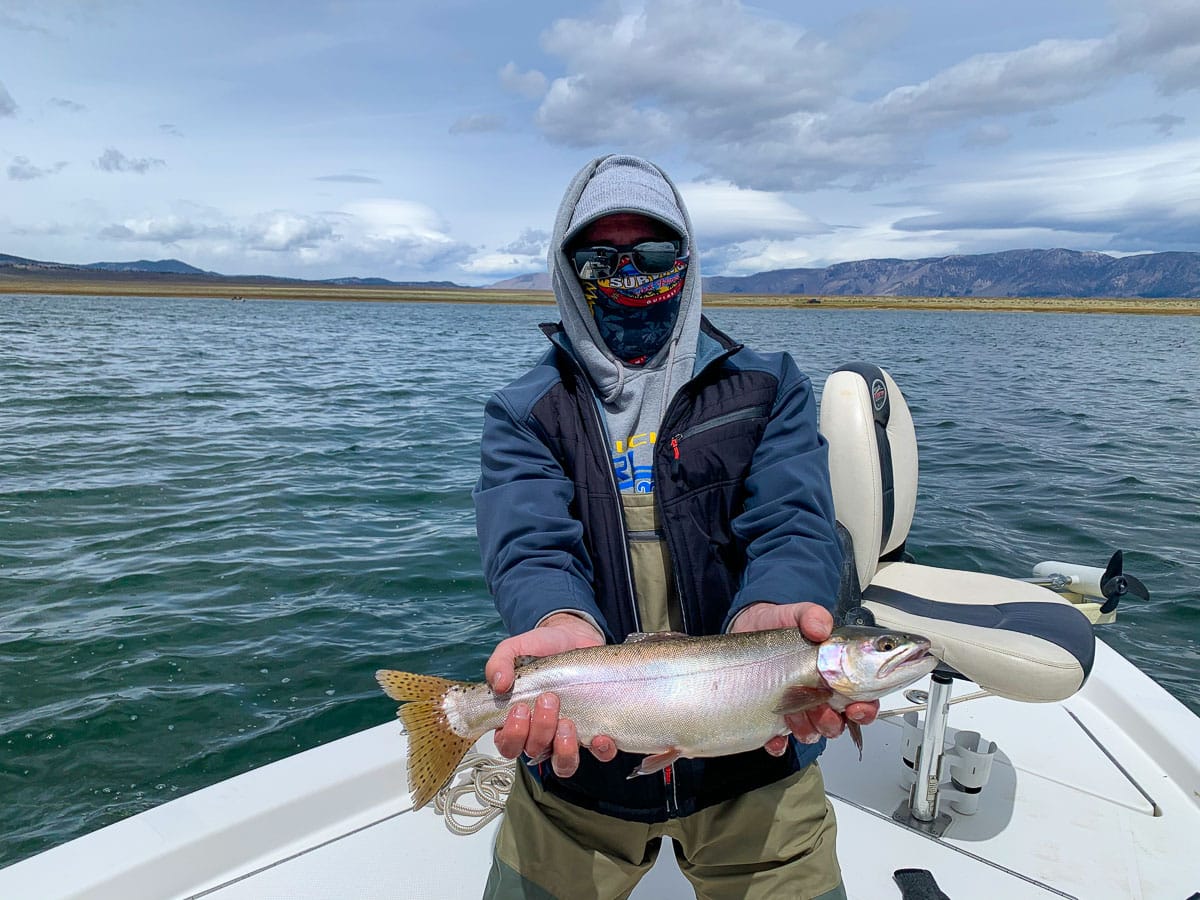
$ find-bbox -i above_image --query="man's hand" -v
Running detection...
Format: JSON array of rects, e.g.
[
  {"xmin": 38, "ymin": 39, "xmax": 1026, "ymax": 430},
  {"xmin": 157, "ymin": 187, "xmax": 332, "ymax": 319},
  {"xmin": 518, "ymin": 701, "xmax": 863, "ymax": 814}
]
[
  {"xmin": 486, "ymin": 613, "xmax": 618, "ymax": 777},
  {"xmin": 730, "ymin": 601, "xmax": 879, "ymax": 755}
]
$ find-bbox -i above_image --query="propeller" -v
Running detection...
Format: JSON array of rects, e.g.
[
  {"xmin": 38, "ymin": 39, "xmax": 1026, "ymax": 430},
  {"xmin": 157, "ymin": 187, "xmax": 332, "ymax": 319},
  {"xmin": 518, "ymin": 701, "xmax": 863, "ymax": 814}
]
[{"xmin": 1098, "ymin": 550, "xmax": 1151, "ymax": 615}]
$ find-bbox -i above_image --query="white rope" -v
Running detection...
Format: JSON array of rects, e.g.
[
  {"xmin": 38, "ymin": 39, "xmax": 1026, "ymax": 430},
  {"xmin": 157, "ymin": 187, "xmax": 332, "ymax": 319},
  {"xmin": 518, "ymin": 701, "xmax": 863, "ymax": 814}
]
[
  {"xmin": 878, "ymin": 688, "xmax": 993, "ymax": 719},
  {"xmin": 433, "ymin": 752, "xmax": 517, "ymax": 836}
]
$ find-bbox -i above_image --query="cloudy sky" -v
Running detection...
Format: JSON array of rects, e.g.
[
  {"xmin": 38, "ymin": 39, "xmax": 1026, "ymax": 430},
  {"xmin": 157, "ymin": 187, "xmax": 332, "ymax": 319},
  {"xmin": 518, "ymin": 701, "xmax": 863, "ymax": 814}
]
[{"xmin": 2, "ymin": 0, "xmax": 1198, "ymax": 284}]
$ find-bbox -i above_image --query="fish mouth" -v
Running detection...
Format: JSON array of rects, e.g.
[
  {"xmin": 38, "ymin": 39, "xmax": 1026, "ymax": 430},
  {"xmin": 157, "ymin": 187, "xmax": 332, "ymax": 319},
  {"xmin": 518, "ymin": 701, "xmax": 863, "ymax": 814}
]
[{"xmin": 878, "ymin": 643, "xmax": 933, "ymax": 680}]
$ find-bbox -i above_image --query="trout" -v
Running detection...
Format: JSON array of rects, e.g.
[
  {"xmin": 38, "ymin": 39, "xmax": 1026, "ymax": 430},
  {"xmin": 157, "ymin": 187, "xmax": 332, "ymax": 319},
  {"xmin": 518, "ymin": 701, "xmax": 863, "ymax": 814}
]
[{"xmin": 376, "ymin": 625, "xmax": 936, "ymax": 809}]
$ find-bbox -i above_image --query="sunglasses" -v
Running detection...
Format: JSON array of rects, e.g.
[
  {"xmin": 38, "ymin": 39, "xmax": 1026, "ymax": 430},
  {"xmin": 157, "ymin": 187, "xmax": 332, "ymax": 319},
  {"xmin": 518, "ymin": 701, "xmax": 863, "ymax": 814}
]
[{"xmin": 570, "ymin": 240, "xmax": 684, "ymax": 280}]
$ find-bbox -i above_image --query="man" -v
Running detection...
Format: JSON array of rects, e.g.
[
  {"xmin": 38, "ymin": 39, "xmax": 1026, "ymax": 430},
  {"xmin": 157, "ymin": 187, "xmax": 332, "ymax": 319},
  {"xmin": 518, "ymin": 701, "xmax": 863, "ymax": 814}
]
[{"xmin": 473, "ymin": 155, "xmax": 876, "ymax": 899}]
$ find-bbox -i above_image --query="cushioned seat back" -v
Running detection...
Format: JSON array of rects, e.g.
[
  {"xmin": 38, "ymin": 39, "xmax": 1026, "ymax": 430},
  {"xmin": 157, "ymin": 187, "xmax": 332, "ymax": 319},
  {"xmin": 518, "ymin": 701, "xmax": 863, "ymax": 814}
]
[{"xmin": 819, "ymin": 365, "xmax": 918, "ymax": 589}]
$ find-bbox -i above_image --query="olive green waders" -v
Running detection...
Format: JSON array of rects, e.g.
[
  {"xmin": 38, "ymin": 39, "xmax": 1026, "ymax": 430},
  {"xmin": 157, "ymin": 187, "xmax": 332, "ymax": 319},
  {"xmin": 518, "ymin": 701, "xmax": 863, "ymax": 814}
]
[{"xmin": 482, "ymin": 762, "xmax": 845, "ymax": 900}]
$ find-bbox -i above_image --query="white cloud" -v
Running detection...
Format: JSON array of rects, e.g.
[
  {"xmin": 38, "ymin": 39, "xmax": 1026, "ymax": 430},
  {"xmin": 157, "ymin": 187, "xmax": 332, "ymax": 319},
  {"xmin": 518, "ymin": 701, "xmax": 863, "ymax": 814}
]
[
  {"xmin": 499, "ymin": 61, "xmax": 547, "ymax": 100},
  {"xmin": 313, "ymin": 172, "xmax": 381, "ymax": 184},
  {"xmin": 855, "ymin": 39, "xmax": 1110, "ymax": 137},
  {"xmin": 49, "ymin": 96, "xmax": 86, "ymax": 113},
  {"xmin": 7, "ymin": 156, "xmax": 68, "ymax": 180},
  {"xmin": 449, "ymin": 113, "xmax": 506, "ymax": 134},
  {"xmin": 498, "ymin": 228, "xmax": 549, "ymax": 256},
  {"xmin": 679, "ymin": 180, "xmax": 832, "ymax": 244},
  {"xmin": 243, "ymin": 212, "xmax": 334, "ymax": 252},
  {"xmin": 1133, "ymin": 113, "xmax": 1186, "ymax": 135},
  {"xmin": 461, "ymin": 251, "xmax": 543, "ymax": 276},
  {"xmin": 890, "ymin": 139, "xmax": 1200, "ymax": 250},
  {"xmin": 95, "ymin": 147, "xmax": 165, "ymax": 174},
  {"xmin": 88, "ymin": 197, "xmax": 473, "ymax": 277},
  {"xmin": 0, "ymin": 81, "xmax": 16, "ymax": 117},
  {"xmin": 99, "ymin": 214, "xmax": 232, "ymax": 244},
  {"xmin": 962, "ymin": 124, "xmax": 1012, "ymax": 148},
  {"xmin": 521, "ymin": 0, "xmax": 1200, "ymax": 193}
]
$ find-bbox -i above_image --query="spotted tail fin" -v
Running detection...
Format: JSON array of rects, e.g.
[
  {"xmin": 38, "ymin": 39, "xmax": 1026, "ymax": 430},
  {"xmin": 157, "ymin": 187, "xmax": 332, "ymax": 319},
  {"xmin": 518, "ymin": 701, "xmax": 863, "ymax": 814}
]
[{"xmin": 376, "ymin": 670, "xmax": 476, "ymax": 810}]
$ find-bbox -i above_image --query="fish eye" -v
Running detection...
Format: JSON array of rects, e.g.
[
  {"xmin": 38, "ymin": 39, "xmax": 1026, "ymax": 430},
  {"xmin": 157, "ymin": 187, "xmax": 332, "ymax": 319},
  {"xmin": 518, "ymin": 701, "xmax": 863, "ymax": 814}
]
[{"xmin": 875, "ymin": 636, "xmax": 898, "ymax": 652}]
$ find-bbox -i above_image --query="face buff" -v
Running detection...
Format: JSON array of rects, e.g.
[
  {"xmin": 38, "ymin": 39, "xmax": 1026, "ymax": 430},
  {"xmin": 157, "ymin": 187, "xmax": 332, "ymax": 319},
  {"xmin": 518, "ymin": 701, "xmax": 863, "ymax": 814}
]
[{"xmin": 581, "ymin": 256, "xmax": 689, "ymax": 365}]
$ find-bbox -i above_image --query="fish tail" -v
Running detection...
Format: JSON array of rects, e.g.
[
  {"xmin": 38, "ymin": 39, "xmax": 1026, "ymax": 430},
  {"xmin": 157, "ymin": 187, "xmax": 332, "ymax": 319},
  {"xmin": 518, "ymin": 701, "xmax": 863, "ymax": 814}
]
[
  {"xmin": 375, "ymin": 670, "xmax": 476, "ymax": 810},
  {"xmin": 375, "ymin": 669, "xmax": 469, "ymax": 703},
  {"xmin": 396, "ymin": 700, "xmax": 475, "ymax": 810}
]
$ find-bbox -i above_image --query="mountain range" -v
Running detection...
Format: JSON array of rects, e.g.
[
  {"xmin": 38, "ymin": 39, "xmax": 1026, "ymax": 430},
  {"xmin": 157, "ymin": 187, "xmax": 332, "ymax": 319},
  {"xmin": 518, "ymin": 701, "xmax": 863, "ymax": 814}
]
[
  {"xmin": 0, "ymin": 253, "xmax": 460, "ymax": 289},
  {"xmin": 489, "ymin": 249, "xmax": 1200, "ymax": 298},
  {"xmin": 2, "ymin": 249, "xmax": 1198, "ymax": 298}
]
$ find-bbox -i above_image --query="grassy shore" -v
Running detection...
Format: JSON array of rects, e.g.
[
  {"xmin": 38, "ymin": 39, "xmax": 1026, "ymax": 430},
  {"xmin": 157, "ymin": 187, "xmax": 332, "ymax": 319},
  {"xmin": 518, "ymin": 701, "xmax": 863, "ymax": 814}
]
[{"xmin": 3, "ymin": 276, "xmax": 1198, "ymax": 314}]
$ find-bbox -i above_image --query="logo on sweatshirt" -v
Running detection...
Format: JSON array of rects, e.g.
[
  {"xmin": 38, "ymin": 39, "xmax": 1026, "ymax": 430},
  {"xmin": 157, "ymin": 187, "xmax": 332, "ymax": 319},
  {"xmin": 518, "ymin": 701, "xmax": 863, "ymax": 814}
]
[{"xmin": 612, "ymin": 431, "xmax": 657, "ymax": 493}]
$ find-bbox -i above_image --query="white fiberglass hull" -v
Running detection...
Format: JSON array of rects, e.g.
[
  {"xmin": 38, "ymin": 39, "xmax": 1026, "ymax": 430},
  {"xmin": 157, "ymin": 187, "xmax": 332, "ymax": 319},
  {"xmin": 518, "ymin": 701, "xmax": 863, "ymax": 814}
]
[{"xmin": 1, "ymin": 637, "xmax": 1197, "ymax": 899}]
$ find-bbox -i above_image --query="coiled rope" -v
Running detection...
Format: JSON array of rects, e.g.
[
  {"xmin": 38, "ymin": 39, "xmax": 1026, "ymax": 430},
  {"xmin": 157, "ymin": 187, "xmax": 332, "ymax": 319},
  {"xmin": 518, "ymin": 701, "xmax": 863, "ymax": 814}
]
[{"xmin": 433, "ymin": 752, "xmax": 517, "ymax": 835}]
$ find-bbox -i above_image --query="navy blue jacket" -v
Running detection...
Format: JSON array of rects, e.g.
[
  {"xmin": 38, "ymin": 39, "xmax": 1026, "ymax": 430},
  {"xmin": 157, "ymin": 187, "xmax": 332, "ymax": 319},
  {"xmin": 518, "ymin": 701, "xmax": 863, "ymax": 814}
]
[{"xmin": 473, "ymin": 318, "xmax": 842, "ymax": 822}]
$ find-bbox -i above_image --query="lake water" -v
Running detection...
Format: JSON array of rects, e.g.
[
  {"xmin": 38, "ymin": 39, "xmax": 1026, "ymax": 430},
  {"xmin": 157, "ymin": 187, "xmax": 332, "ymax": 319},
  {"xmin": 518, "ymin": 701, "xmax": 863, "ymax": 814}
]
[{"xmin": 1, "ymin": 294, "xmax": 1197, "ymax": 866}]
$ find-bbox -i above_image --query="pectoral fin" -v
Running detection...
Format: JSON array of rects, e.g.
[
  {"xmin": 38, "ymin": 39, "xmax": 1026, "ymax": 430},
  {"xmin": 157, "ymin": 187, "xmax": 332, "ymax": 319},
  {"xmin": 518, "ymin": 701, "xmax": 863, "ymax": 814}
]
[
  {"xmin": 772, "ymin": 684, "xmax": 834, "ymax": 716},
  {"xmin": 848, "ymin": 721, "xmax": 863, "ymax": 760},
  {"xmin": 627, "ymin": 748, "xmax": 682, "ymax": 779}
]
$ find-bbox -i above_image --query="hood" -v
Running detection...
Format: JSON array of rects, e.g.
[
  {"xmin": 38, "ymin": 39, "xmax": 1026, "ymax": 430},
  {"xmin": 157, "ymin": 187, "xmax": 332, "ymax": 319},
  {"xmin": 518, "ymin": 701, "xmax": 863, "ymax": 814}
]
[{"xmin": 549, "ymin": 155, "xmax": 703, "ymax": 407}]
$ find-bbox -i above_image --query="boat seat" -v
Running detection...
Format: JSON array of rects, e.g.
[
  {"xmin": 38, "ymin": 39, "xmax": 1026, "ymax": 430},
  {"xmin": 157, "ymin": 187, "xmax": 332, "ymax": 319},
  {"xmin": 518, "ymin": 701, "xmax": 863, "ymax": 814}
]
[{"xmin": 819, "ymin": 364, "xmax": 1095, "ymax": 703}]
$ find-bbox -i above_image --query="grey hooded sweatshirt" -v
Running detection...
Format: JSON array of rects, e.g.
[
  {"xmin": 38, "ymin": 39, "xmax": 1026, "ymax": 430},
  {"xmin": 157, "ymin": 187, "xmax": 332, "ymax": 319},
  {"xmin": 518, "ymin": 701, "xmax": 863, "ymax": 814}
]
[{"xmin": 550, "ymin": 155, "xmax": 703, "ymax": 494}]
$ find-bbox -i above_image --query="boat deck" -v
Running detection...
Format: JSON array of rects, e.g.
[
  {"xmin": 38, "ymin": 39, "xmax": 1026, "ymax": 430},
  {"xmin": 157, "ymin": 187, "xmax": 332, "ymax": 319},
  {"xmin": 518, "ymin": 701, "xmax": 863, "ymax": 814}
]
[{"xmin": 2, "ymin": 639, "xmax": 1197, "ymax": 899}]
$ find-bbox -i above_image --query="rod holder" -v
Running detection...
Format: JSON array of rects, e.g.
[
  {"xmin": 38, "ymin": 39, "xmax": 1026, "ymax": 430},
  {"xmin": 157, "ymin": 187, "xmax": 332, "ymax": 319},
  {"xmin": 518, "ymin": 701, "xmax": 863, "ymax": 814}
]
[
  {"xmin": 910, "ymin": 673, "xmax": 953, "ymax": 821},
  {"xmin": 894, "ymin": 676, "xmax": 999, "ymax": 836},
  {"xmin": 946, "ymin": 730, "xmax": 997, "ymax": 815}
]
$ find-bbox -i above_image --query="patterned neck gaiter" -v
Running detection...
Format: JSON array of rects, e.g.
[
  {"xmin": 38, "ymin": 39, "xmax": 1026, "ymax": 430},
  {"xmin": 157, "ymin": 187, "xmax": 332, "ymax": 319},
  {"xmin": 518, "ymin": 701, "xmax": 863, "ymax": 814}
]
[{"xmin": 581, "ymin": 257, "xmax": 689, "ymax": 365}]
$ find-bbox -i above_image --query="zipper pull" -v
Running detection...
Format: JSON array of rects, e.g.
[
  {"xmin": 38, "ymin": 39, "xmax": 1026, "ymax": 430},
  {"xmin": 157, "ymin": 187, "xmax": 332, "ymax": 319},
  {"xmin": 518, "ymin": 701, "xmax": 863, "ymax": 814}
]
[{"xmin": 669, "ymin": 434, "xmax": 682, "ymax": 478}]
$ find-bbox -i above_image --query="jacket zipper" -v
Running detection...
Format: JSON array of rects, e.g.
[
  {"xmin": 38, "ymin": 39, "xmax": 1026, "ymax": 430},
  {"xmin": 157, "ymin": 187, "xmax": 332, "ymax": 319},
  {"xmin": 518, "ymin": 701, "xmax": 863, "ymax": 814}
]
[
  {"xmin": 654, "ymin": 341, "xmax": 749, "ymax": 818},
  {"xmin": 576, "ymin": 376, "xmax": 642, "ymax": 634},
  {"xmin": 669, "ymin": 404, "xmax": 770, "ymax": 478},
  {"xmin": 670, "ymin": 403, "xmax": 772, "ymax": 446}
]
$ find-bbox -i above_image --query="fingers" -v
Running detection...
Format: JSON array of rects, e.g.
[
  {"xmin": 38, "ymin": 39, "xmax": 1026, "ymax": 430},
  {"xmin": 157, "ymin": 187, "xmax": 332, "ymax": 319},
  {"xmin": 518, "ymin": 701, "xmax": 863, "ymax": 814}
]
[
  {"xmin": 796, "ymin": 603, "xmax": 833, "ymax": 642},
  {"xmin": 729, "ymin": 601, "xmax": 835, "ymax": 637},
  {"xmin": 785, "ymin": 703, "xmax": 846, "ymax": 744},
  {"xmin": 485, "ymin": 637, "xmax": 519, "ymax": 694},
  {"xmin": 764, "ymin": 734, "xmax": 789, "ymax": 756},
  {"xmin": 845, "ymin": 700, "xmax": 879, "ymax": 727},
  {"xmin": 494, "ymin": 702, "xmax": 531, "ymax": 759},
  {"xmin": 785, "ymin": 712, "xmax": 822, "ymax": 744},
  {"xmin": 492, "ymin": 692, "xmax": 559, "ymax": 760},
  {"xmin": 492, "ymin": 687, "xmax": 621, "ymax": 772},
  {"xmin": 493, "ymin": 693, "xmax": 570, "ymax": 767},
  {"xmin": 527, "ymin": 693, "xmax": 560, "ymax": 759},
  {"xmin": 552, "ymin": 719, "xmax": 580, "ymax": 778},
  {"xmin": 806, "ymin": 705, "xmax": 845, "ymax": 739},
  {"xmin": 485, "ymin": 619, "xmax": 605, "ymax": 694},
  {"xmin": 589, "ymin": 735, "xmax": 617, "ymax": 763}
]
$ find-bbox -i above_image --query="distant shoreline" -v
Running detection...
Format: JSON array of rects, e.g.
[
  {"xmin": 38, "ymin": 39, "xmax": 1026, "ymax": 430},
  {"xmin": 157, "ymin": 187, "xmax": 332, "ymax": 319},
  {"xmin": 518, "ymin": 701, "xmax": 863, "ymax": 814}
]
[{"xmin": 3, "ymin": 277, "xmax": 1198, "ymax": 315}]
